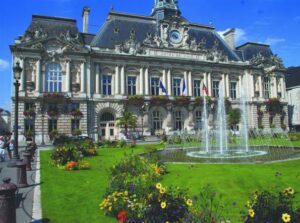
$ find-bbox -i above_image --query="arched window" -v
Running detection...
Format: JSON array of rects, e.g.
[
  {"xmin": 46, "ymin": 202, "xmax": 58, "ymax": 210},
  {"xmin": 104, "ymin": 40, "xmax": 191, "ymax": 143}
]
[
  {"xmin": 45, "ymin": 63, "xmax": 62, "ymax": 92},
  {"xmin": 100, "ymin": 112, "xmax": 115, "ymax": 122}
]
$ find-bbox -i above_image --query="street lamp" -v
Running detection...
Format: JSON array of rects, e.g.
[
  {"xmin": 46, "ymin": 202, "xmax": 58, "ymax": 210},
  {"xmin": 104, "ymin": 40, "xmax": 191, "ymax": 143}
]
[{"xmin": 8, "ymin": 61, "xmax": 22, "ymax": 167}]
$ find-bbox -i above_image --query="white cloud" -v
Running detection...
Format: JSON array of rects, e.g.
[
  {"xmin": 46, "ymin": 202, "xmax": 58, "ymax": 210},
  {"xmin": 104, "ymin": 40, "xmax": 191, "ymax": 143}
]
[
  {"xmin": 0, "ymin": 59, "xmax": 9, "ymax": 71},
  {"xmin": 217, "ymin": 28, "xmax": 247, "ymax": 45},
  {"xmin": 265, "ymin": 37, "xmax": 286, "ymax": 45}
]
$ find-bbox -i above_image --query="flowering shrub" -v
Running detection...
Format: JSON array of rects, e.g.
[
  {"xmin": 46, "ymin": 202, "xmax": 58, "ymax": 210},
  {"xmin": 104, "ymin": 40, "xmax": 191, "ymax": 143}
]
[
  {"xmin": 47, "ymin": 110, "xmax": 59, "ymax": 118},
  {"xmin": 127, "ymin": 95, "xmax": 144, "ymax": 106},
  {"xmin": 71, "ymin": 128, "xmax": 82, "ymax": 136},
  {"xmin": 243, "ymin": 187, "xmax": 300, "ymax": 223},
  {"xmin": 266, "ymin": 98, "xmax": 283, "ymax": 115},
  {"xmin": 69, "ymin": 109, "xmax": 83, "ymax": 118},
  {"xmin": 150, "ymin": 96, "xmax": 170, "ymax": 105},
  {"xmin": 51, "ymin": 144, "xmax": 81, "ymax": 165},
  {"xmin": 23, "ymin": 108, "xmax": 36, "ymax": 118},
  {"xmin": 257, "ymin": 110, "xmax": 264, "ymax": 117},
  {"xmin": 174, "ymin": 96, "xmax": 190, "ymax": 105},
  {"xmin": 49, "ymin": 129, "xmax": 59, "ymax": 140}
]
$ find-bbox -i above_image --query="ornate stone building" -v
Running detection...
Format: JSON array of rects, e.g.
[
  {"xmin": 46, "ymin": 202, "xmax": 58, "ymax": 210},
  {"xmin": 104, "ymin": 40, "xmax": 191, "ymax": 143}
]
[{"xmin": 10, "ymin": 0, "xmax": 287, "ymax": 144}]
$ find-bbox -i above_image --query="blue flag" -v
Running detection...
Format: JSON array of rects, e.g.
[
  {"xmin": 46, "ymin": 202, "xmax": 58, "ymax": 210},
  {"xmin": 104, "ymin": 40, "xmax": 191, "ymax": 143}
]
[
  {"xmin": 159, "ymin": 80, "xmax": 167, "ymax": 94},
  {"xmin": 182, "ymin": 79, "xmax": 187, "ymax": 96}
]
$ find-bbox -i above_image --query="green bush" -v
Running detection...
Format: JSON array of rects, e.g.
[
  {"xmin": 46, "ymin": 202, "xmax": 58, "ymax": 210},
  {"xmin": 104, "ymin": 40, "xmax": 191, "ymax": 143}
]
[{"xmin": 51, "ymin": 144, "xmax": 81, "ymax": 165}]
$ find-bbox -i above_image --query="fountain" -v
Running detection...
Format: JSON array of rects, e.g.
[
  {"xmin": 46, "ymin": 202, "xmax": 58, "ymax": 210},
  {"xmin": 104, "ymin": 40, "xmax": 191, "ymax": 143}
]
[{"xmin": 153, "ymin": 82, "xmax": 300, "ymax": 164}]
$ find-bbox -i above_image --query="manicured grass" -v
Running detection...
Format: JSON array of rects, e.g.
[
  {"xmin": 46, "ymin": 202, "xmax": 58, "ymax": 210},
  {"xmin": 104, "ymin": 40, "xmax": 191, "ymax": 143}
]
[{"xmin": 40, "ymin": 143, "xmax": 300, "ymax": 222}]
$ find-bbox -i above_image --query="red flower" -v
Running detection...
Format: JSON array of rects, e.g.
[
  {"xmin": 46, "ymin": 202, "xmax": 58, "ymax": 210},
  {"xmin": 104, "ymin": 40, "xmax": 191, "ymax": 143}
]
[{"xmin": 117, "ymin": 210, "xmax": 127, "ymax": 223}]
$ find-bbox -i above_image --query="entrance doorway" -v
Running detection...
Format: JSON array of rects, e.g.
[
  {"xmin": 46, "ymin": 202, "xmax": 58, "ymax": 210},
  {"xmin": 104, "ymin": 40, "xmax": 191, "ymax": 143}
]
[{"xmin": 99, "ymin": 112, "xmax": 115, "ymax": 140}]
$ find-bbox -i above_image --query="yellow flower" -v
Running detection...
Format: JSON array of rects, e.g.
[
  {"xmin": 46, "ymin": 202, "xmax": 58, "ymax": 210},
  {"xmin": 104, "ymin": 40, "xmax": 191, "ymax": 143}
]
[
  {"xmin": 248, "ymin": 209, "xmax": 255, "ymax": 218},
  {"xmin": 282, "ymin": 213, "xmax": 291, "ymax": 223},
  {"xmin": 284, "ymin": 187, "xmax": 294, "ymax": 195},
  {"xmin": 246, "ymin": 201, "xmax": 252, "ymax": 208},
  {"xmin": 124, "ymin": 191, "xmax": 128, "ymax": 196},
  {"xmin": 108, "ymin": 206, "xmax": 112, "ymax": 212},
  {"xmin": 160, "ymin": 187, "xmax": 166, "ymax": 194},
  {"xmin": 156, "ymin": 183, "xmax": 162, "ymax": 189},
  {"xmin": 186, "ymin": 199, "xmax": 193, "ymax": 206},
  {"xmin": 161, "ymin": 201, "xmax": 167, "ymax": 209}
]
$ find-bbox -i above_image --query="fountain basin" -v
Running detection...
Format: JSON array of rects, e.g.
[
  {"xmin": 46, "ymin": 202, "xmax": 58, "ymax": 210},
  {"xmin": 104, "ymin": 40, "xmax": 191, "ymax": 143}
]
[{"xmin": 151, "ymin": 146, "xmax": 300, "ymax": 164}]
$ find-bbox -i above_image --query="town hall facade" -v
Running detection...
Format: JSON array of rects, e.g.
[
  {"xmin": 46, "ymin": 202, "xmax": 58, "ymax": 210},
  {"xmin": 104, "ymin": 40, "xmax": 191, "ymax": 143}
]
[{"xmin": 10, "ymin": 0, "xmax": 288, "ymax": 143}]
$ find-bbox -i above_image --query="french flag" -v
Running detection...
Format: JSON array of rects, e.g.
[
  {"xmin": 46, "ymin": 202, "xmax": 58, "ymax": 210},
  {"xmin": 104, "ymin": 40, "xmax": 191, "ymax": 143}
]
[
  {"xmin": 202, "ymin": 84, "xmax": 208, "ymax": 96},
  {"xmin": 182, "ymin": 79, "xmax": 187, "ymax": 96},
  {"xmin": 159, "ymin": 80, "xmax": 167, "ymax": 94}
]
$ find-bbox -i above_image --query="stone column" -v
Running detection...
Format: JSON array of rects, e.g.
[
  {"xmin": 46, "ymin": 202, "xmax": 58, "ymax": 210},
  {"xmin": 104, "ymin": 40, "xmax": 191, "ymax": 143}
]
[
  {"xmin": 250, "ymin": 73, "xmax": 255, "ymax": 98},
  {"xmin": 273, "ymin": 76, "xmax": 277, "ymax": 98},
  {"xmin": 259, "ymin": 75, "xmax": 263, "ymax": 99},
  {"xmin": 95, "ymin": 64, "xmax": 100, "ymax": 94},
  {"xmin": 225, "ymin": 73, "xmax": 229, "ymax": 97},
  {"xmin": 207, "ymin": 72, "xmax": 212, "ymax": 96},
  {"xmin": 162, "ymin": 69, "xmax": 166, "ymax": 95},
  {"xmin": 120, "ymin": 65, "xmax": 125, "ymax": 95},
  {"xmin": 139, "ymin": 67, "xmax": 144, "ymax": 95},
  {"xmin": 188, "ymin": 71, "xmax": 192, "ymax": 96},
  {"xmin": 203, "ymin": 72, "xmax": 207, "ymax": 96},
  {"xmin": 20, "ymin": 58, "xmax": 25, "ymax": 92},
  {"xmin": 145, "ymin": 67, "xmax": 149, "ymax": 95},
  {"xmin": 238, "ymin": 75, "xmax": 242, "ymax": 98},
  {"xmin": 281, "ymin": 77, "xmax": 285, "ymax": 99},
  {"xmin": 221, "ymin": 74, "xmax": 226, "ymax": 96},
  {"xmin": 167, "ymin": 69, "xmax": 172, "ymax": 96},
  {"xmin": 35, "ymin": 60, "xmax": 41, "ymax": 93},
  {"xmin": 80, "ymin": 62, "xmax": 85, "ymax": 93},
  {"xmin": 65, "ymin": 60, "xmax": 70, "ymax": 92},
  {"xmin": 114, "ymin": 65, "xmax": 119, "ymax": 95},
  {"xmin": 166, "ymin": 104, "xmax": 173, "ymax": 132}
]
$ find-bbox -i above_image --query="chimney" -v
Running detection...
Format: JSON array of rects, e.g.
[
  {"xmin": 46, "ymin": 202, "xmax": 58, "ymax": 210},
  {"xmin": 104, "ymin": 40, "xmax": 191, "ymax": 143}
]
[
  {"xmin": 223, "ymin": 28, "xmax": 235, "ymax": 50},
  {"xmin": 82, "ymin": 6, "xmax": 90, "ymax": 33}
]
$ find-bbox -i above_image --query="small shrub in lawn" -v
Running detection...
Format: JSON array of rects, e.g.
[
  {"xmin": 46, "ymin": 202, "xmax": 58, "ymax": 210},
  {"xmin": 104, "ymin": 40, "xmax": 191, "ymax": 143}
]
[
  {"xmin": 51, "ymin": 145, "xmax": 81, "ymax": 166},
  {"xmin": 243, "ymin": 187, "xmax": 300, "ymax": 223},
  {"xmin": 117, "ymin": 139, "xmax": 127, "ymax": 148},
  {"xmin": 65, "ymin": 161, "xmax": 79, "ymax": 171}
]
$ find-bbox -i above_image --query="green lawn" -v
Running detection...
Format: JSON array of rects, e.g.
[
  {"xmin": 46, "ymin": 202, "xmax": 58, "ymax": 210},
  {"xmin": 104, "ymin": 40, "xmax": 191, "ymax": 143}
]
[{"xmin": 40, "ymin": 143, "xmax": 300, "ymax": 222}]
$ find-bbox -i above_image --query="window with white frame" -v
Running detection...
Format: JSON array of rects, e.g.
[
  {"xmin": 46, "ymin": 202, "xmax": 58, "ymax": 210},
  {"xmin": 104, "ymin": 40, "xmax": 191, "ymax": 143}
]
[
  {"xmin": 71, "ymin": 119, "xmax": 80, "ymax": 130},
  {"xmin": 127, "ymin": 76, "xmax": 137, "ymax": 95},
  {"xmin": 45, "ymin": 63, "xmax": 62, "ymax": 92},
  {"xmin": 152, "ymin": 110, "xmax": 162, "ymax": 131},
  {"xmin": 263, "ymin": 76, "xmax": 270, "ymax": 99},
  {"xmin": 212, "ymin": 80, "xmax": 219, "ymax": 98},
  {"xmin": 195, "ymin": 110, "xmax": 202, "ymax": 129},
  {"xmin": 102, "ymin": 75, "xmax": 112, "ymax": 95},
  {"xmin": 151, "ymin": 77, "xmax": 160, "ymax": 96},
  {"xmin": 174, "ymin": 110, "xmax": 183, "ymax": 130},
  {"xmin": 193, "ymin": 80, "xmax": 201, "ymax": 97},
  {"xmin": 230, "ymin": 81, "xmax": 237, "ymax": 99},
  {"xmin": 173, "ymin": 78, "xmax": 181, "ymax": 96}
]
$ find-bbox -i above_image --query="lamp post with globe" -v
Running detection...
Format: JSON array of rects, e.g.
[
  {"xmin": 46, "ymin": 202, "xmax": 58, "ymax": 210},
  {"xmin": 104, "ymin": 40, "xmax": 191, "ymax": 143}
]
[{"xmin": 8, "ymin": 61, "xmax": 22, "ymax": 167}]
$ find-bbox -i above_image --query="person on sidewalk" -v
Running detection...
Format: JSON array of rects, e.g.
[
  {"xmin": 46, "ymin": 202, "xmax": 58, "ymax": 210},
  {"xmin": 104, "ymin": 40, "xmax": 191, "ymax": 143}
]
[
  {"xmin": 4, "ymin": 134, "xmax": 12, "ymax": 160},
  {"xmin": 0, "ymin": 136, "xmax": 6, "ymax": 162}
]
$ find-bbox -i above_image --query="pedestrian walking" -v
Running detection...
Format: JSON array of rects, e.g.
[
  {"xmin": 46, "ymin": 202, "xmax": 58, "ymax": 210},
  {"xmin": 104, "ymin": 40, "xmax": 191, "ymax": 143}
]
[{"xmin": 0, "ymin": 136, "xmax": 6, "ymax": 162}]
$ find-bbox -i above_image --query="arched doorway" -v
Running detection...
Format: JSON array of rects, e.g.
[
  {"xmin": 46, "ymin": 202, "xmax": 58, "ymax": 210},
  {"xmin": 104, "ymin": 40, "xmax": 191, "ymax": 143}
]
[{"xmin": 99, "ymin": 112, "xmax": 115, "ymax": 140}]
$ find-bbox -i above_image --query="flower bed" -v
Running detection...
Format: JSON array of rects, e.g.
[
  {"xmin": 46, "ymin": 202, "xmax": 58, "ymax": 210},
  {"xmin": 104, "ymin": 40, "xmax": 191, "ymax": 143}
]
[
  {"xmin": 100, "ymin": 155, "xmax": 225, "ymax": 222},
  {"xmin": 69, "ymin": 109, "xmax": 83, "ymax": 118},
  {"xmin": 243, "ymin": 187, "xmax": 300, "ymax": 223},
  {"xmin": 126, "ymin": 95, "xmax": 144, "ymax": 106},
  {"xmin": 174, "ymin": 96, "xmax": 190, "ymax": 105},
  {"xmin": 150, "ymin": 96, "xmax": 170, "ymax": 105}
]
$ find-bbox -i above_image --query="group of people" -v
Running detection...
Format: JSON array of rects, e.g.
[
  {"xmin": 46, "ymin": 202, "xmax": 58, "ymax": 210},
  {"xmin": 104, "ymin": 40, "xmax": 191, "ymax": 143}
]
[{"xmin": 0, "ymin": 134, "xmax": 13, "ymax": 162}]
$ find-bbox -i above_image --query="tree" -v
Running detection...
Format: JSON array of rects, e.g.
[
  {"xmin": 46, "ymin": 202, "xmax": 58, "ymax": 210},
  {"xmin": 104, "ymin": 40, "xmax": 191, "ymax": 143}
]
[
  {"xmin": 228, "ymin": 108, "xmax": 241, "ymax": 131},
  {"xmin": 116, "ymin": 112, "xmax": 137, "ymax": 138}
]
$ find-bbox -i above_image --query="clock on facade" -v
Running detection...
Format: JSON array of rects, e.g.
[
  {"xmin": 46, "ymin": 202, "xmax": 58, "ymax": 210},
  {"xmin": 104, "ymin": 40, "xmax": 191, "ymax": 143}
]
[{"xmin": 169, "ymin": 30, "xmax": 182, "ymax": 44}]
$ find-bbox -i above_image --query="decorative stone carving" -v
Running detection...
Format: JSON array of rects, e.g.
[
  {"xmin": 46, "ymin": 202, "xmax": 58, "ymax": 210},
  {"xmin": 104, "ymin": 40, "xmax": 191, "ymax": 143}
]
[
  {"xmin": 250, "ymin": 53, "xmax": 284, "ymax": 70},
  {"xmin": 25, "ymin": 58, "xmax": 37, "ymax": 84},
  {"xmin": 116, "ymin": 29, "xmax": 145, "ymax": 55},
  {"xmin": 71, "ymin": 62, "xmax": 81, "ymax": 89}
]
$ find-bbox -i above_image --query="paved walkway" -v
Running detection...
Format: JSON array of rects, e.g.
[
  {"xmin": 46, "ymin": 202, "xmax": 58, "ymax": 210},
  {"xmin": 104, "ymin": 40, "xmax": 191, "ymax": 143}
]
[{"xmin": 0, "ymin": 145, "xmax": 53, "ymax": 223}]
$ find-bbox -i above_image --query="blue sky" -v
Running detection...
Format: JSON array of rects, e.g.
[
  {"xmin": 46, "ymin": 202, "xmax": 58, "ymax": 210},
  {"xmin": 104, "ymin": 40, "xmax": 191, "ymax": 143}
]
[{"xmin": 0, "ymin": 0, "xmax": 299, "ymax": 111}]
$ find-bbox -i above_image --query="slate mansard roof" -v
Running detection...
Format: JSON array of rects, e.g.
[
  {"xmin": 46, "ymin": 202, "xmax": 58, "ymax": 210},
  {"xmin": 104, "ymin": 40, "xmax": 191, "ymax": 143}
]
[
  {"xmin": 14, "ymin": 9, "xmax": 279, "ymax": 64},
  {"xmin": 91, "ymin": 11, "xmax": 241, "ymax": 61},
  {"xmin": 236, "ymin": 42, "xmax": 273, "ymax": 61}
]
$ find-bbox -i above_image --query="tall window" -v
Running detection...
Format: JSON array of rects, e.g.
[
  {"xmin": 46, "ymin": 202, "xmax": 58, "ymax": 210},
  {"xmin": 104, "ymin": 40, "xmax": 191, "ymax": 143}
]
[
  {"xmin": 173, "ymin": 78, "xmax": 181, "ymax": 96},
  {"xmin": 230, "ymin": 82, "xmax": 237, "ymax": 99},
  {"xmin": 195, "ymin": 110, "xmax": 202, "ymax": 129},
  {"xmin": 193, "ymin": 80, "xmax": 201, "ymax": 97},
  {"xmin": 151, "ymin": 77, "xmax": 160, "ymax": 96},
  {"xmin": 152, "ymin": 110, "xmax": 162, "ymax": 131},
  {"xmin": 45, "ymin": 63, "xmax": 62, "ymax": 92},
  {"xmin": 48, "ymin": 119, "xmax": 57, "ymax": 132},
  {"xmin": 71, "ymin": 119, "xmax": 80, "ymax": 130},
  {"xmin": 263, "ymin": 77, "xmax": 270, "ymax": 99},
  {"xmin": 102, "ymin": 75, "xmax": 112, "ymax": 95},
  {"xmin": 71, "ymin": 102, "xmax": 80, "ymax": 111},
  {"xmin": 24, "ymin": 119, "xmax": 34, "ymax": 132},
  {"xmin": 25, "ymin": 102, "xmax": 35, "ymax": 110},
  {"xmin": 174, "ymin": 111, "xmax": 183, "ymax": 130},
  {"xmin": 128, "ymin": 76, "xmax": 137, "ymax": 95},
  {"xmin": 212, "ymin": 81, "xmax": 219, "ymax": 98}
]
